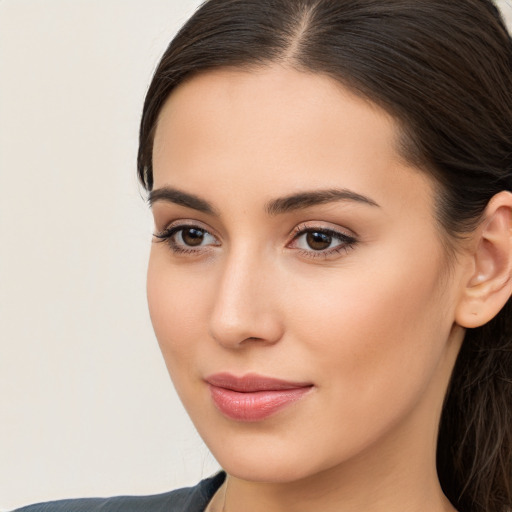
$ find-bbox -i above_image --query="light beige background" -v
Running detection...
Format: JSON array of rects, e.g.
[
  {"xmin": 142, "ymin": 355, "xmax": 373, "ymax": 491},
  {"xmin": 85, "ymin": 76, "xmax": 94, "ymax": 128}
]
[
  {"xmin": 1, "ymin": 0, "xmax": 511, "ymax": 510},
  {"xmin": 0, "ymin": 1, "xmax": 217, "ymax": 510}
]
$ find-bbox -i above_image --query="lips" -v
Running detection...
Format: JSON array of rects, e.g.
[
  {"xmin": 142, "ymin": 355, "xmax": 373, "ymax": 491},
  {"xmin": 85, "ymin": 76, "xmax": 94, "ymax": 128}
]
[{"xmin": 205, "ymin": 373, "xmax": 313, "ymax": 422}]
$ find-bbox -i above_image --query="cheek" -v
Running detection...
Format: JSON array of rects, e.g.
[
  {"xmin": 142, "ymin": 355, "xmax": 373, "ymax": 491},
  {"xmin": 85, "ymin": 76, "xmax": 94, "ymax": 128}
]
[
  {"xmin": 146, "ymin": 249, "xmax": 210, "ymax": 375},
  {"xmin": 286, "ymin": 246, "xmax": 452, "ymax": 410}
]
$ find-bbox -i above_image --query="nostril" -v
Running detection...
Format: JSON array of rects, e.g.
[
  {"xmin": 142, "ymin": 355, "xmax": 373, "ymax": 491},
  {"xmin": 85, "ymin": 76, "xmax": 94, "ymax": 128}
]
[{"xmin": 238, "ymin": 336, "xmax": 266, "ymax": 345}]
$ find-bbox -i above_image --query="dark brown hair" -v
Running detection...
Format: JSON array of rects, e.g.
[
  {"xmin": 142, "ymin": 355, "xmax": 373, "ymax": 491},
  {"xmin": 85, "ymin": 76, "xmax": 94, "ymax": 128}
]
[{"xmin": 137, "ymin": 1, "xmax": 512, "ymax": 511}]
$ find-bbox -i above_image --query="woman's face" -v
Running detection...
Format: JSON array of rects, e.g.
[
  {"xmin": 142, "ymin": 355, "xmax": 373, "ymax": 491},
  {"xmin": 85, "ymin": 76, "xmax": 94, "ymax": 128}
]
[{"xmin": 148, "ymin": 66, "xmax": 466, "ymax": 483}]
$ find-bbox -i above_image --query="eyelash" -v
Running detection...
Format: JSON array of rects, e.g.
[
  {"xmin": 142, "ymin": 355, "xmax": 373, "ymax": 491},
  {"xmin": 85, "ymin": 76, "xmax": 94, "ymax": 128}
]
[
  {"xmin": 153, "ymin": 223, "xmax": 218, "ymax": 255},
  {"xmin": 153, "ymin": 223, "xmax": 358, "ymax": 259},
  {"xmin": 289, "ymin": 223, "xmax": 358, "ymax": 259}
]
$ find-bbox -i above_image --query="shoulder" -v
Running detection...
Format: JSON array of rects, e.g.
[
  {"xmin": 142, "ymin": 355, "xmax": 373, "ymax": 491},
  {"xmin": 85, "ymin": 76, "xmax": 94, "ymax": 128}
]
[{"xmin": 13, "ymin": 472, "xmax": 226, "ymax": 512}]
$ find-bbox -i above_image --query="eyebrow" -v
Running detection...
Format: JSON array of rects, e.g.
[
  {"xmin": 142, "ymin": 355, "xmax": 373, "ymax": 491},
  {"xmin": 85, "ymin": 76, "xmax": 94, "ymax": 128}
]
[
  {"xmin": 265, "ymin": 188, "xmax": 380, "ymax": 215},
  {"xmin": 148, "ymin": 187, "xmax": 218, "ymax": 215},
  {"xmin": 148, "ymin": 186, "xmax": 379, "ymax": 215}
]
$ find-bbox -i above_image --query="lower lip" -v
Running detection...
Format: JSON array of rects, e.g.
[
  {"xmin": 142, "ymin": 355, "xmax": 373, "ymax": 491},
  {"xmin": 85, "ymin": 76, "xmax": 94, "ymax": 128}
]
[{"xmin": 208, "ymin": 385, "xmax": 312, "ymax": 422}]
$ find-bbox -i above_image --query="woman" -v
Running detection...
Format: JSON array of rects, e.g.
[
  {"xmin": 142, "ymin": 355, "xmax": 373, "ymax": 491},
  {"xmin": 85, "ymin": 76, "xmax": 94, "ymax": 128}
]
[{"xmin": 16, "ymin": 0, "xmax": 512, "ymax": 511}]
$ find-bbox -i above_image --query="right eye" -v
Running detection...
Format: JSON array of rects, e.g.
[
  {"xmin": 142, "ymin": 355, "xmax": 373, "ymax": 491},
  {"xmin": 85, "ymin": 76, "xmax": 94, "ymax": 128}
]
[{"xmin": 153, "ymin": 224, "xmax": 219, "ymax": 253}]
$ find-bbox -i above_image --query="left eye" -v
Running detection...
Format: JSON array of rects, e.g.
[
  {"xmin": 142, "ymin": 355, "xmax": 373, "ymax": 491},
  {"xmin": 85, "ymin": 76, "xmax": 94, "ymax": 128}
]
[{"xmin": 292, "ymin": 229, "xmax": 354, "ymax": 252}]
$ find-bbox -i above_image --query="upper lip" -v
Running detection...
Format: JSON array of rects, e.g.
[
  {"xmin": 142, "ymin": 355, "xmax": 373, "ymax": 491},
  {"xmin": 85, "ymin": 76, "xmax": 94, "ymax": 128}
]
[{"xmin": 205, "ymin": 372, "xmax": 313, "ymax": 392}]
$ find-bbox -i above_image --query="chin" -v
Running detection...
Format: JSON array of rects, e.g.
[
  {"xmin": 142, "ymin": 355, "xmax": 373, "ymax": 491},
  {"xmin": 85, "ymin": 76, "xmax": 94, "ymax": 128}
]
[
  {"xmin": 220, "ymin": 457, "xmax": 318, "ymax": 484},
  {"xmin": 201, "ymin": 428, "xmax": 347, "ymax": 485}
]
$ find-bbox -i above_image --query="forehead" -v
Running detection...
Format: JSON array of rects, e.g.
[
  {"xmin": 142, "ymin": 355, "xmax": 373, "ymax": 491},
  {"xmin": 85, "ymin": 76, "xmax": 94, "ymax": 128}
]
[
  {"xmin": 154, "ymin": 66, "xmax": 398, "ymax": 162},
  {"xmin": 152, "ymin": 65, "xmax": 434, "ymax": 217}
]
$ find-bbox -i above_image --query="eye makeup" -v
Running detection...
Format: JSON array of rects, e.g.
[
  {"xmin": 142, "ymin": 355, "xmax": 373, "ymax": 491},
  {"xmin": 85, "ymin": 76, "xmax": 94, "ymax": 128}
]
[{"xmin": 153, "ymin": 220, "xmax": 358, "ymax": 261}]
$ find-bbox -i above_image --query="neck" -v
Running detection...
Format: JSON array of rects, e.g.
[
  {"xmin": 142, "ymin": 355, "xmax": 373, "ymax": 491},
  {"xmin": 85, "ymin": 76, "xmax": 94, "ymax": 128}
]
[{"xmin": 220, "ymin": 438, "xmax": 455, "ymax": 512}]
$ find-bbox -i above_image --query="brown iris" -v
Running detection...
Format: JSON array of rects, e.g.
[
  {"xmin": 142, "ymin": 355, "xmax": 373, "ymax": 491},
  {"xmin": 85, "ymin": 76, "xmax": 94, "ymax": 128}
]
[
  {"xmin": 306, "ymin": 231, "xmax": 332, "ymax": 250},
  {"xmin": 182, "ymin": 228, "xmax": 205, "ymax": 246}
]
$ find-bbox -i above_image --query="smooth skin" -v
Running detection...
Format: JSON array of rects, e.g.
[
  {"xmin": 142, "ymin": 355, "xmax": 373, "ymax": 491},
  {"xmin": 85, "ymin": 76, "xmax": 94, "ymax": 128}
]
[{"xmin": 147, "ymin": 66, "xmax": 512, "ymax": 512}]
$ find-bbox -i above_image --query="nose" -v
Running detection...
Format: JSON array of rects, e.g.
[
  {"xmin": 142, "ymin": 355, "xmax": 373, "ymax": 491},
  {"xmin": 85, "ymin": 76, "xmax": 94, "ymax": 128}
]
[{"xmin": 208, "ymin": 248, "xmax": 284, "ymax": 349}]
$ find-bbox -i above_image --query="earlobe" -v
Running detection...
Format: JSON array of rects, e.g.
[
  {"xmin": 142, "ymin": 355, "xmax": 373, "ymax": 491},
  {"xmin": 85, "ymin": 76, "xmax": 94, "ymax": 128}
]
[{"xmin": 455, "ymin": 191, "xmax": 512, "ymax": 329}]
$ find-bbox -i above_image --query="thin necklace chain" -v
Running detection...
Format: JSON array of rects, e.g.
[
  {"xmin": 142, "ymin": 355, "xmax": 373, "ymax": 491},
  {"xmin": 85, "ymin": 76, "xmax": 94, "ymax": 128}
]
[
  {"xmin": 221, "ymin": 477, "xmax": 228, "ymax": 512},
  {"xmin": 206, "ymin": 477, "xmax": 228, "ymax": 512}
]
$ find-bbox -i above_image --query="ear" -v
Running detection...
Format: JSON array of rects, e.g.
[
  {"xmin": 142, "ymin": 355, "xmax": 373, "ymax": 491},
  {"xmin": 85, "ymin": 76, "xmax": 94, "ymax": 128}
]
[{"xmin": 455, "ymin": 191, "xmax": 512, "ymax": 328}]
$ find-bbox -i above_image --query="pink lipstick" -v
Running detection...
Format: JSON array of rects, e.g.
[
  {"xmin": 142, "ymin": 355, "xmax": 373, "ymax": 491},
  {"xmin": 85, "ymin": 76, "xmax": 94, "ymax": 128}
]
[{"xmin": 205, "ymin": 373, "xmax": 313, "ymax": 422}]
